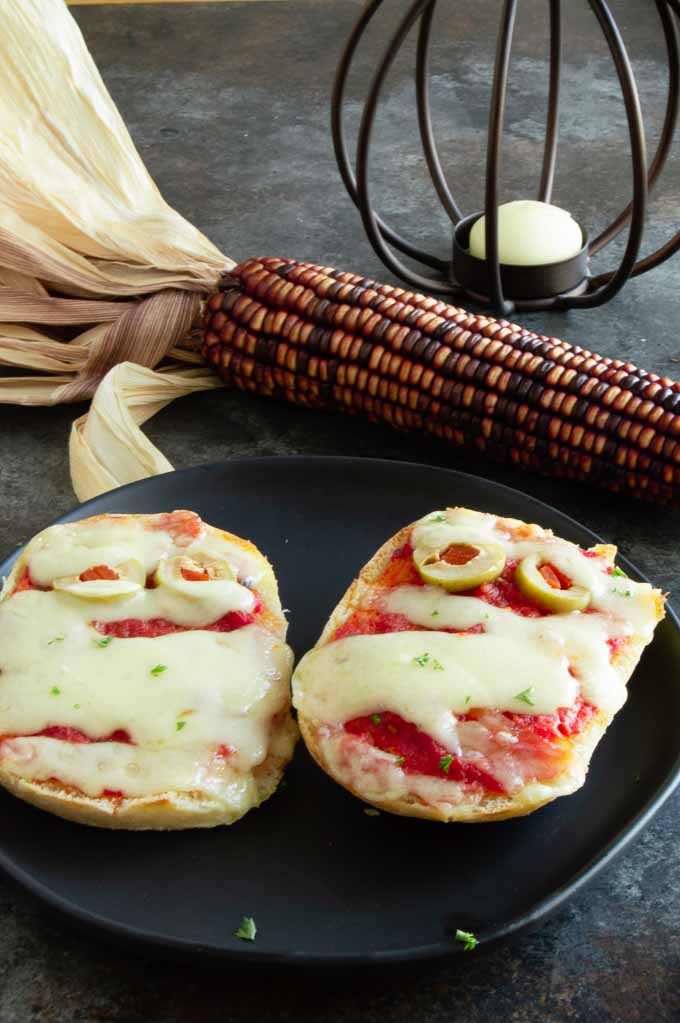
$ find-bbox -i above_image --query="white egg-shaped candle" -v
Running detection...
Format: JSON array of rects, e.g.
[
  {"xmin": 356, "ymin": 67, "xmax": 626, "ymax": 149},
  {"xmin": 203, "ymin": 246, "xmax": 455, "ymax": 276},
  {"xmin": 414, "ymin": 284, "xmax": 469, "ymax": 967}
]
[{"xmin": 469, "ymin": 200, "xmax": 583, "ymax": 266}]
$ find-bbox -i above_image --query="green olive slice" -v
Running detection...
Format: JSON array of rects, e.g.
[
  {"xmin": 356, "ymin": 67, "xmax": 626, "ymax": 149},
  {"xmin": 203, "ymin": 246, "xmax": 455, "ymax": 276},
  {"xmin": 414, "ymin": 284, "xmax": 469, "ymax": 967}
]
[
  {"xmin": 515, "ymin": 553, "xmax": 590, "ymax": 613},
  {"xmin": 413, "ymin": 541, "xmax": 506, "ymax": 592}
]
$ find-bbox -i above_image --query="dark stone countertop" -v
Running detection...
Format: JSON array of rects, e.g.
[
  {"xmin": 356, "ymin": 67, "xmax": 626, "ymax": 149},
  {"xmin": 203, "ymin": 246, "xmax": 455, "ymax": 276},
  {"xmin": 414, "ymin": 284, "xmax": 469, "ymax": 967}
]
[{"xmin": 0, "ymin": 2, "xmax": 678, "ymax": 1020}]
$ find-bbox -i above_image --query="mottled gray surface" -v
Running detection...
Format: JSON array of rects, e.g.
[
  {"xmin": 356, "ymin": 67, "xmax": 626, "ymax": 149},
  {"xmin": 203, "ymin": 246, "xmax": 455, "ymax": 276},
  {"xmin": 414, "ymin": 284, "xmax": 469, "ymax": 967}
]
[{"xmin": 0, "ymin": 1, "xmax": 679, "ymax": 1020}]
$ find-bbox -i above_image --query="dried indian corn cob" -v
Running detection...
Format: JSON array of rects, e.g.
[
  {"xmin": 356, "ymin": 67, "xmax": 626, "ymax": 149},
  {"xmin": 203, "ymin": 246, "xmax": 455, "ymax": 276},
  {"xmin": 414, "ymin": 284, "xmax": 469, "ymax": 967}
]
[{"xmin": 203, "ymin": 257, "xmax": 679, "ymax": 506}]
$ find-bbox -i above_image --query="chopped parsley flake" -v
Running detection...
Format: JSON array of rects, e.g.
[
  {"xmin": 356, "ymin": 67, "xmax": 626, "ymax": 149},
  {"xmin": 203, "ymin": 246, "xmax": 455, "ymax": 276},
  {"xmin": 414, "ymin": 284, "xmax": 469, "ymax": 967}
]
[
  {"xmin": 612, "ymin": 588, "xmax": 632, "ymax": 597},
  {"xmin": 234, "ymin": 916, "xmax": 257, "ymax": 942},
  {"xmin": 514, "ymin": 686, "xmax": 535, "ymax": 706},
  {"xmin": 431, "ymin": 513, "xmax": 447, "ymax": 522},
  {"xmin": 464, "ymin": 695, "xmax": 471, "ymax": 706},
  {"xmin": 394, "ymin": 756, "xmax": 405, "ymax": 766},
  {"xmin": 50, "ymin": 686, "xmax": 61, "ymax": 696},
  {"xmin": 48, "ymin": 635, "xmax": 64, "ymax": 645},
  {"xmin": 175, "ymin": 720, "xmax": 186, "ymax": 731},
  {"xmin": 363, "ymin": 808, "xmax": 381, "ymax": 817},
  {"xmin": 150, "ymin": 664, "xmax": 167, "ymax": 677},
  {"xmin": 94, "ymin": 636, "xmax": 113, "ymax": 648},
  {"xmin": 611, "ymin": 566, "xmax": 627, "ymax": 578},
  {"xmin": 371, "ymin": 714, "xmax": 382, "ymax": 725},
  {"xmin": 439, "ymin": 754, "xmax": 453, "ymax": 773},
  {"xmin": 455, "ymin": 929, "xmax": 478, "ymax": 951},
  {"xmin": 431, "ymin": 610, "xmax": 440, "ymax": 617},
  {"xmin": 73, "ymin": 704, "xmax": 81, "ymax": 710},
  {"xmin": 413, "ymin": 653, "xmax": 444, "ymax": 670}
]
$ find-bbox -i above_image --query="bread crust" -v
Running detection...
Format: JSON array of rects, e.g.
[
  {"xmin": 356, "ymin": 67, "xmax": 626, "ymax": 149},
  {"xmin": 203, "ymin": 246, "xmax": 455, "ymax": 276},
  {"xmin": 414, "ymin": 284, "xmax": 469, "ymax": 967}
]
[
  {"xmin": 0, "ymin": 512, "xmax": 297, "ymax": 830},
  {"xmin": 297, "ymin": 510, "xmax": 665, "ymax": 823}
]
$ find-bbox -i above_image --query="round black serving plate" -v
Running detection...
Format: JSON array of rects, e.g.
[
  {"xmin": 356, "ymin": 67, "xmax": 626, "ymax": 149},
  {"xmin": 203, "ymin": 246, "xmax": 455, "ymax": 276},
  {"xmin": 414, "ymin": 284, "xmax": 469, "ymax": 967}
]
[{"xmin": 0, "ymin": 457, "xmax": 678, "ymax": 967}]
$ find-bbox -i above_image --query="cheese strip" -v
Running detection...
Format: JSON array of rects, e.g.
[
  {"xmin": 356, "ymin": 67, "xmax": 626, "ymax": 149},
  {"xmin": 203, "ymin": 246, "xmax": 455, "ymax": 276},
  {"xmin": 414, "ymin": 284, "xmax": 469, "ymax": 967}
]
[
  {"xmin": 294, "ymin": 631, "xmax": 578, "ymax": 754},
  {"xmin": 0, "ymin": 738, "xmax": 258, "ymax": 811},
  {"xmin": 24, "ymin": 516, "xmax": 267, "ymax": 594}
]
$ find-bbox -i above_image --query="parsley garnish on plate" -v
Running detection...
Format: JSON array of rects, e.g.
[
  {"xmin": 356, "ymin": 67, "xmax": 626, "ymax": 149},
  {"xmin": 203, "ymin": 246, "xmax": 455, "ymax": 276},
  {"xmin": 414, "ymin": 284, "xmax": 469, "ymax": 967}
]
[
  {"xmin": 50, "ymin": 686, "xmax": 61, "ymax": 696},
  {"xmin": 464, "ymin": 695, "xmax": 471, "ymax": 706},
  {"xmin": 234, "ymin": 916, "xmax": 257, "ymax": 942},
  {"xmin": 394, "ymin": 756, "xmax": 405, "ymax": 766},
  {"xmin": 455, "ymin": 929, "xmax": 478, "ymax": 951},
  {"xmin": 612, "ymin": 588, "xmax": 632, "ymax": 598},
  {"xmin": 371, "ymin": 714, "xmax": 382, "ymax": 725},
  {"xmin": 94, "ymin": 636, "xmax": 113, "ymax": 648},
  {"xmin": 611, "ymin": 566, "xmax": 627, "ymax": 578},
  {"xmin": 150, "ymin": 664, "xmax": 167, "ymax": 677},
  {"xmin": 430, "ymin": 513, "xmax": 447, "ymax": 523},
  {"xmin": 514, "ymin": 686, "xmax": 535, "ymax": 706},
  {"xmin": 431, "ymin": 658, "xmax": 444, "ymax": 671},
  {"xmin": 48, "ymin": 635, "xmax": 64, "ymax": 645},
  {"xmin": 175, "ymin": 720, "xmax": 186, "ymax": 731},
  {"xmin": 431, "ymin": 610, "xmax": 440, "ymax": 617},
  {"xmin": 439, "ymin": 754, "xmax": 453, "ymax": 773}
]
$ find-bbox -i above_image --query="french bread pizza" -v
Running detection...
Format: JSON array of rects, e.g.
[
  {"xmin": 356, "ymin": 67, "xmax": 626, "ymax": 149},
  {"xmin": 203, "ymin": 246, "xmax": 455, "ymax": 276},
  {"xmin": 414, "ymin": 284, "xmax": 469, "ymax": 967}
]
[
  {"xmin": 292, "ymin": 508, "xmax": 665, "ymax": 822},
  {"xmin": 0, "ymin": 510, "xmax": 296, "ymax": 829}
]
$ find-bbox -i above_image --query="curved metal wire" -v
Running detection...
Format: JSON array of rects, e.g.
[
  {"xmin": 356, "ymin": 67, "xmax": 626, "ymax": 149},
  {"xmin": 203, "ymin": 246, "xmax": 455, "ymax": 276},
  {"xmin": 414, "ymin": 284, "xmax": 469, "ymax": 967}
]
[
  {"xmin": 563, "ymin": 0, "xmax": 648, "ymax": 308},
  {"xmin": 330, "ymin": 0, "xmax": 448, "ymax": 271},
  {"xmin": 354, "ymin": 0, "xmax": 456, "ymax": 294},
  {"xmin": 483, "ymin": 0, "xmax": 519, "ymax": 315},
  {"xmin": 330, "ymin": 0, "xmax": 449, "ymax": 273},
  {"xmin": 590, "ymin": 0, "xmax": 679, "ymax": 256},
  {"xmin": 538, "ymin": 0, "xmax": 562, "ymax": 202},
  {"xmin": 415, "ymin": 1, "xmax": 464, "ymax": 223},
  {"xmin": 331, "ymin": 0, "xmax": 679, "ymax": 312}
]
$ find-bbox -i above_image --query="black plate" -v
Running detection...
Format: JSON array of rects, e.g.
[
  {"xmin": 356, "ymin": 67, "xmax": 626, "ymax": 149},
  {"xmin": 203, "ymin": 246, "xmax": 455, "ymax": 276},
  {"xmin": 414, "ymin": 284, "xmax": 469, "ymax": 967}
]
[{"xmin": 1, "ymin": 457, "xmax": 679, "ymax": 966}]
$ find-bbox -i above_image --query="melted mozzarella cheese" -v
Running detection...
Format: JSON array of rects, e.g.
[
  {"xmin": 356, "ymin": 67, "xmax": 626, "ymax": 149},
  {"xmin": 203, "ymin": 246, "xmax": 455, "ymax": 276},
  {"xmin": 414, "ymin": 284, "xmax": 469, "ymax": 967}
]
[
  {"xmin": 0, "ymin": 737, "xmax": 260, "ymax": 808},
  {"xmin": 412, "ymin": 508, "xmax": 660, "ymax": 638},
  {"xmin": 293, "ymin": 631, "xmax": 578, "ymax": 754},
  {"xmin": 384, "ymin": 586, "xmax": 628, "ymax": 715},
  {"xmin": 293, "ymin": 509, "xmax": 662, "ymax": 751},
  {"xmin": 56, "ymin": 581, "xmax": 256, "ymax": 630},
  {"xmin": 0, "ymin": 516, "xmax": 293, "ymax": 804},
  {"xmin": 21, "ymin": 515, "xmax": 267, "ymax": 592}
]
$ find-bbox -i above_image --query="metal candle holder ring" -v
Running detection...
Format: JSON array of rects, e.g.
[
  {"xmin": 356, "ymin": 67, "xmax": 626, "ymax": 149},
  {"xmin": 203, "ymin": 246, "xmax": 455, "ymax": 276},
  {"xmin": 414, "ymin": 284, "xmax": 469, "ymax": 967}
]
[{"xmin": 331, "ymin": 0, "xmax": 680, "ymax": 315}]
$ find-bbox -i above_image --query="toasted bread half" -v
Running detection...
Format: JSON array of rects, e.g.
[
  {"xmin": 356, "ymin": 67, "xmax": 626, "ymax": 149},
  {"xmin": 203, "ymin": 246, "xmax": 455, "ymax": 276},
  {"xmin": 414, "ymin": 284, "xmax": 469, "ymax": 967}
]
[
  {"xmin": 0, "ymin": 510, "xmax": 297, "ymax": 829},
  {"xmin": 293, "ymin": 509, "xmax": 665, "ymax": 822}
]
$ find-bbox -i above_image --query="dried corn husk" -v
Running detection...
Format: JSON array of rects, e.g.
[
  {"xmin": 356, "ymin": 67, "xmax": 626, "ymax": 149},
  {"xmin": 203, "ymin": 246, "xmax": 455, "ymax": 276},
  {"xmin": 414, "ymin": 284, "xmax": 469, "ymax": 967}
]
[{"xmin": 0, "ymin": 0, "xmax": 232, "ymax": 499}]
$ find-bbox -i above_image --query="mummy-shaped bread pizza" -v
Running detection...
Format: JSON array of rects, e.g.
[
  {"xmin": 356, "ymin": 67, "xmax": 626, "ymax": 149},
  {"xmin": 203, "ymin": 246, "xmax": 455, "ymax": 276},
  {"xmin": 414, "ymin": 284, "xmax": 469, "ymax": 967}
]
[
  {"xmin": 293, "ymin": 508, "xmax": 665, "ymax": 822},
  {"xmin": 0, "ymin": 511, "xmax": 296, "ymax": 829}
]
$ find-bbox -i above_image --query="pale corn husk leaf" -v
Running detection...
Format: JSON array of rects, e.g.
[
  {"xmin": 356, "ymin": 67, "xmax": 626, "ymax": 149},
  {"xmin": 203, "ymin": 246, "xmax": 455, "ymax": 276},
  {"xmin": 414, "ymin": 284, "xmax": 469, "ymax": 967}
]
[
  {"xmin": 0, "ymin": 0, "xmax": 230, "ymax": 296},
  {"xmin": 70, "ymin": 362, "xmax": 224, "ymax": 502},
  {"xmin": 0, "ymin": 0, "xmax": 234, "ymax": 499}
]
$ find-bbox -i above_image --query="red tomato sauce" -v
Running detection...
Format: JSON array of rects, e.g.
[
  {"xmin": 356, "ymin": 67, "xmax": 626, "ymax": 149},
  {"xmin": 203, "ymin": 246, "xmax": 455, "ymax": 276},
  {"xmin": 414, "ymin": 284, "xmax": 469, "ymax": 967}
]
[
  {"xmin": 32, "ymin": 726, "xmax": 133, "ymax": 744},
  {"xmin": 501, "ymin": 698, "xmax": 597, "ymax": 739},
  {"xmin": 10, "ymin": 568, "xmax": 48, "ymax": 595},
  {"xmin": 333, "ymin": 609, "xmax": 484, "ymax": 641},
  {"xmin": 345, "ymin": 711, "xmax": 505, "ymax": 792},
  {"xmin": 607, "ymin": 636, "xmax": 628, "ymax": 658},
  {"xmin": 372, "ymin": 547, "xmax": 550, "ymax": 617},
  {"xmin": 94, "ymin": 599, "xmax": 262, "ymax": 639}
]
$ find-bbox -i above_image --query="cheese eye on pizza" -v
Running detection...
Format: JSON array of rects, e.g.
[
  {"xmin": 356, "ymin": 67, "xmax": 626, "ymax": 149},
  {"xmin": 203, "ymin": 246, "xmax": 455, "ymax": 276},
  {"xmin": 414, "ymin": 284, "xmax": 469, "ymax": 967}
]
[
  {"xmin": 292, "ymin": 508, "xmax": 665, "ymax": 822},
  {"xmin": 0, "ymin": 511, "xmax": 296, "ymax": 830}
]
